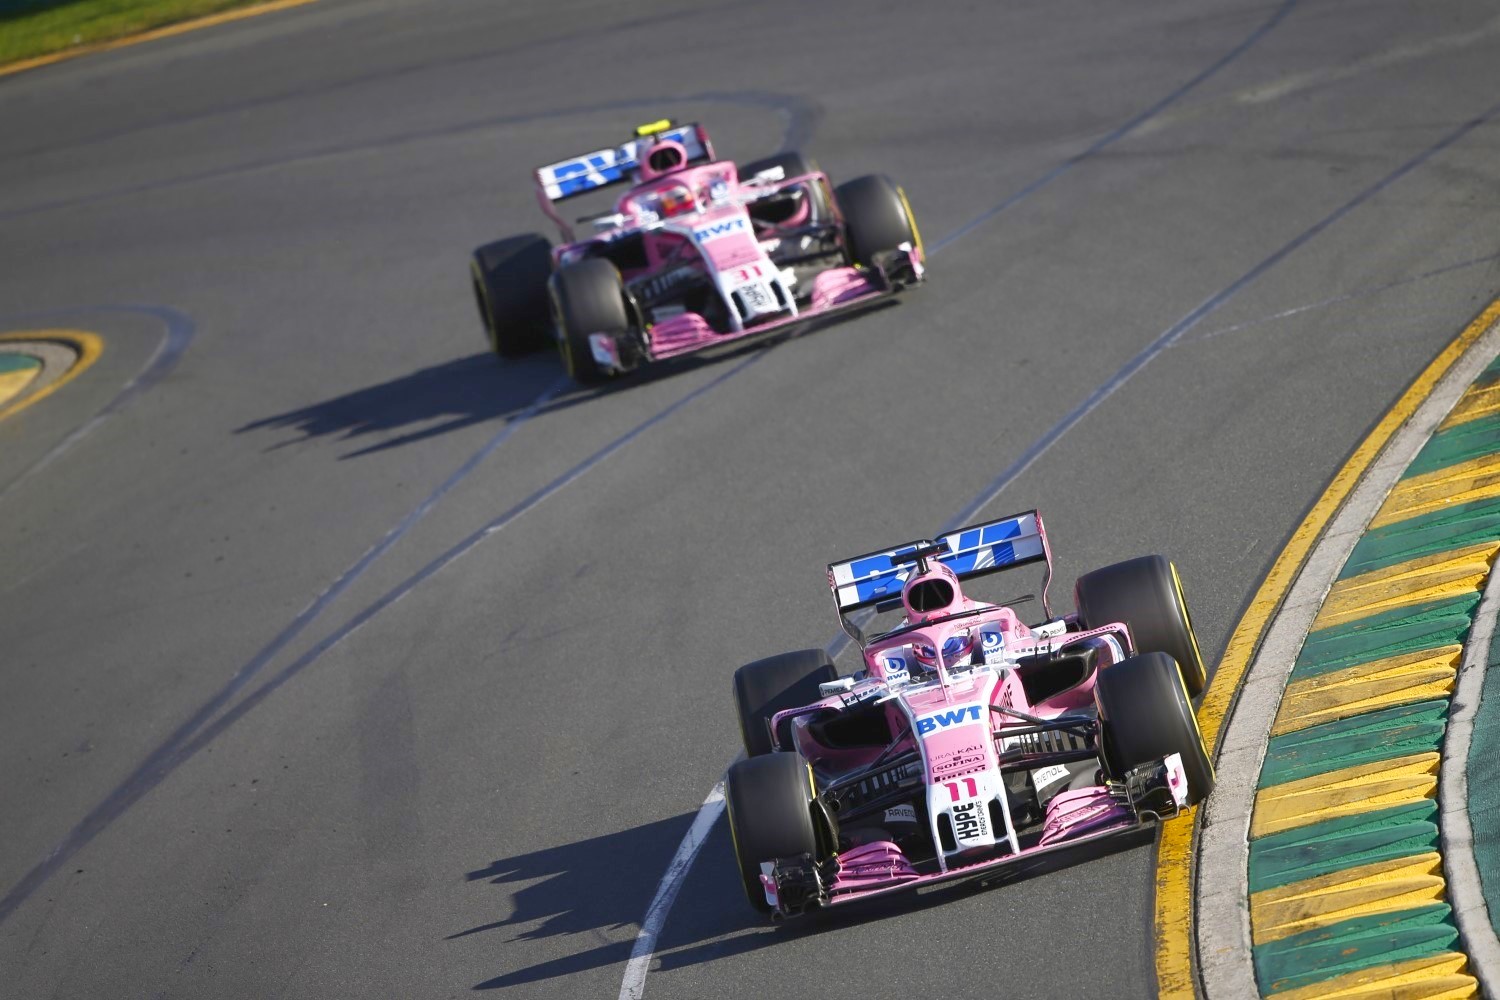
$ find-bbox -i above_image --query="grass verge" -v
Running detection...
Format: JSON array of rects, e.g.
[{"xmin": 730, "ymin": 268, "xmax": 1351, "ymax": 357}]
[{"xmin": 0, "ymin": 0, "xmax": 274, "ymax": 68}]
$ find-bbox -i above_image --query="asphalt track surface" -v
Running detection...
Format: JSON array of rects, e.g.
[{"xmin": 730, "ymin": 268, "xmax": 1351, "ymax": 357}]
[{"xmin": 2, "ymin": 1, "xmax": 1500, "ymax": 997}]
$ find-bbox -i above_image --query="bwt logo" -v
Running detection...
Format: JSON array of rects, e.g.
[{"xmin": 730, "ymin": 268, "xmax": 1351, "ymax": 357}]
[
  {"xmin": 915, "ymin": 705, "xmax": 983, "ymax": 735},
  {"xmin": 694, "ymin": 217, "xmax": 748, "ymax": 241}
]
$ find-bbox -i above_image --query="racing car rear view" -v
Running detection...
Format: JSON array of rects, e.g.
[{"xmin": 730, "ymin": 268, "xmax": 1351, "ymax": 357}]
[
  {"xmin": 469, "ymin": 120, "xmax": 925, "ymax": 384},
  {"xmin": 726, "ymin": 510, "xmax": 1214, "ymax": 919}
]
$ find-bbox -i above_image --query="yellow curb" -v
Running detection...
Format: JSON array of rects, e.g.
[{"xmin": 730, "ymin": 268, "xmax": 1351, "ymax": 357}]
[
  {"xmin": 1440, "ymin": 381, "xmax": 1500, "ymax": 430},
  {"xmin": 1370, "ymin": 452, "xmax": 1500, "ymax": 530},
  {"xmin": 1250, "ymin": 851, "xmax": 1447, "ymax": 944},
  {"xmin": 0, "ymin": 365, "xmax": 41, "ymax": 406},
  {"xmin": 0, "ymin": 331, "xmax": 103, "ymax": 421},
  {"xmin": 1250, "ymin": 753, "xmax": 1441, "ymax": 839},
  {"xmin": 1267, "ymin": 951, "xmax": 1476, "ymax": 1000},
  {"xmin": 1152, "ymin": 294, "xmax": 1500, "ymax": 998},
  {"xmin": 1270, "ymin": 645, "xmax": 1461, "ymax": 737},
  {"xmin": 0, "ymin": 0, "xmax": 319, "ymax": 80},
  {"xmin": 1313, "ymin": 541, "xmax": 1500, "ymax": 630}
]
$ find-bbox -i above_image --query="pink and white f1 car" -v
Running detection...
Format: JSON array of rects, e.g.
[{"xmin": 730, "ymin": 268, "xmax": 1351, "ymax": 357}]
[
  {"xmin": 469, "ymin": 120, "xmax": 924, "ymax": 384},
  {"xmin": 725, "ymin": 510, "xmax": 1214, "ymax": 918}
]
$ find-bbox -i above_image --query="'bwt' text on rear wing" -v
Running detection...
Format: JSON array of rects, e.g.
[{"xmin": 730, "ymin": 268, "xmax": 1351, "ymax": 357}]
[{"xmin": 826, "ymin": 510, "xmax": 1055, "ymax": 644}]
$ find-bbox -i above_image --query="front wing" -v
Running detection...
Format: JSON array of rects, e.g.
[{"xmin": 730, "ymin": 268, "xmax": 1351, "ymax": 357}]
[
  {"xmin": 587, "ymin": 245, "xmax": 924, "ymax": 374},
  {"xmin": 757, "ymin": 753, "xmax": 1187, "ymax": 919}
]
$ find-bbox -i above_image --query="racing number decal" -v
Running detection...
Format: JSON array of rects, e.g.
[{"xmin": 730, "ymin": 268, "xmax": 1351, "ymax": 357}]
[
  {"xmin": 944, "ymin": 777, "xmax": 979, "ymax": 801},
  {"xmin": 945, "ymin": 777, "xmax": 989, "ymax": 845},
  {"xmin": 731, "ymin": 263, "xmax": 767, "ymax": 284}
]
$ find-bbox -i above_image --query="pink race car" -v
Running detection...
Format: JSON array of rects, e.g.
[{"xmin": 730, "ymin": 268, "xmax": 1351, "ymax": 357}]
[
  {"xmin": 726, "ymin": 510, "xmax": 1214, "ymax": 918},
  {"xmin": 469, "ymin": 120, "xmax": 924, "ymax": 384}
]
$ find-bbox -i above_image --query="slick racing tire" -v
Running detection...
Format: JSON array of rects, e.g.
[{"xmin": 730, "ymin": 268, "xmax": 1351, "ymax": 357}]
[
  {"xmin": 725, "ymin": 753, "xmax": 821, "ymax": 913},
  {"xmin": 740, "ymin": 151, "xmax": 829, "ymax": 225},
  {"xmin": 733, "ymin": 649, "xmax": 837, "ymax": 756},
  {"xmin": 834, "ymin": 174, "xmax": 922, "ymax": 268},
  {"xmin": 471, "ymin": 234, "xmax": 553, "ymax": 358},
  {"xmin": 548, "ymin": 258, "xmax": 630, "ymax": 385},
  {"xmin": 1096, "ymin": 651, "xmax": 1214, "ymax": 806},
  {"xmin": 1074, "ymin": 554, "xmax": 1209, "ymax": 697}
]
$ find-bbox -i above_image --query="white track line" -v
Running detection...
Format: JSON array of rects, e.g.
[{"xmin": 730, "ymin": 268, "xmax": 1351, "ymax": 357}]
[{"xmin": 619, "ymin": 781, "xmax": 728, "ymax": 1000}]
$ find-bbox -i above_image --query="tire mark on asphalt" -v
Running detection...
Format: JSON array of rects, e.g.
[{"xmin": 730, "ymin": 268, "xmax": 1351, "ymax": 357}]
[
  {"xmin": 4, "ymin": 1, "xmax": 740, "ymax": 162},
  {"xmin": 933, "ymin": 100, "xmax": 1500, "ymax": 550},
  {"xmin": 0, "ymin": 90, "xmax": 821, "ymax": 224},
  {"xmin": 0, "ymin": 93, "xmax": 823, "ymax": 927},
  {"xmin": 0, "ymin": 373, "xmax": 568, "ymax": 927},
  {"xmin": 0, "ymin": 304, "xmax": 194, "ymax": 504},
  {"xmin": 1184, "ymin": 250, "xmax": 1500, "ymax": 344},
  {"xmin": 929, "ymin": 0, "xmax": 1299, "ymax": 254},
  {"xmin": 0, "ymin": 346, "xmax": 773, "ymax": 931}
]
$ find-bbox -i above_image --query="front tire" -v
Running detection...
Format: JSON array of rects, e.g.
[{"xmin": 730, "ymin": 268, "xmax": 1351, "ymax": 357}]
[
  {"xmin": 834, "ymin": 174, "xmax": 922, "ymax": 268},
  {"xmin": 1075, "ymin": 555, "xmax": 1208, "ymax": 696},
  {"xmin": 725, "ymin": 753, "xmax": 820, "ymax": 913},
  {"xmin": 1096, "ymin": 651, "xmax": 1214, "ymax": 805},
  {"xmin": 471, "ymin": 234, "xmax": 553, "ymax": 358},
  {"xmin": 548, "ymin": 258, "xmax": 631, "ymax": 385},
  {"xmin": 733, "ymin": 649, "xmax": 837, "ymax": 756}
]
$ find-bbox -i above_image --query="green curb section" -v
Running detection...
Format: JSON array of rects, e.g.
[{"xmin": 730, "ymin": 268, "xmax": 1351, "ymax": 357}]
[
  {"xmin": 1291, "ymin": 595, "xmax": 1478, "ymax": 681},
  {"xmin": 0, "ymin": 354, "xmax": 42, "ymax": 374},
  {"xmin": 1344, "ymin": 496, "xmax": 1500, "ymax": 578},
  {"xmin": 1260, "ymin": 700, "xmax": 1448, "ymax": 787},
  {"xmin": 1405, "ymin": 413, "xmax": 1500, "ymax": 479},
  {"xmin": 1246, "ymin": 348, "xmax": 1500, "ymax": 996},
  {"xmin": 1255, "ymin": 904, "xmax": 1462, "ymax": 995},
  {"xmin": 1249, "ymin": 801, "xmax": 1441, "ymax": 893}
]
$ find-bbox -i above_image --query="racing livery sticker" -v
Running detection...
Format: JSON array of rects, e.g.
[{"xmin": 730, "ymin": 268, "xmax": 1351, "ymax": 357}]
[
  {"xmin": 884, "ymin": 804, "xmax": 917, "ymax": 824},
  {"xmin": 915, "ymin": 704, "xmax": 983, "ymax": 735},
  {"xmin": 979, "ymin": 624, "xmax": 1005, "ymax": 663},
  {"xmin": 952, "ymin": 800, "xmax": 988, "ymax": 844},
  {"xmin": 693, "ymin": 216, "xmax": 748, "ymax": 242}
]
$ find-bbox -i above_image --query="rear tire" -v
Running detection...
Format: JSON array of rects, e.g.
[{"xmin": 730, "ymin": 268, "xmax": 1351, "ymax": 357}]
[
  {"xmin": 1096, "ymin": 651, "xmax": 1214, "ymax": 805},
  {"xmin": 733, "ymin": 649, "xmax": 837, "ymax": 756},
  {"xmin": 1074, "ymin": 555, "xmax": 1208, "ymax": 696},
  {"xmin": 470, "ymin": 234, "xmax": 553, "ymax": 358},
  {"xmin": 725, "ymin": 753, "xmax": 820, "ymax": 913},
  {"xmin": 548, "ymin": 258, "xmax": 630, "ymax": 385},
  {"xmin": 834, "ymin": 174, "xmax": 921, "ymax": 268}
]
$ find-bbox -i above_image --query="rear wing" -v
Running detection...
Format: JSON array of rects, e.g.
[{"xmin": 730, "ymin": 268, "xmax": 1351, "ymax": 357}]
[
  {"xmin": 826, "ymin": 510, "xmax": 1055, "ymax": 641},
  {"xmin": 533, "ymin": 122, "xmax": 715, "ymax": 203}
]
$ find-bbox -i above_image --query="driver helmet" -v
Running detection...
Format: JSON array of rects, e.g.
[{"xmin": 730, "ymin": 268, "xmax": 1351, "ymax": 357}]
[
  {"xmin": 656, "ymin": 183, "xmax": 696, "ymax": 217},
  {"xmin": 637, "ymin": 138, "xmax": 689, "ymax": 181},
  {"xmin": 914, "ymin": 632, "xmax": 975, "ymax": 668}
]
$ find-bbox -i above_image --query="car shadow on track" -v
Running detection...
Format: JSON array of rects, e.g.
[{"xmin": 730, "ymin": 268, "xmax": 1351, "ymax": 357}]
[
  {"xmin": 236, "ymin": 304, "xmax": 899, "ymax": 459},
  {"xmin": 452, "ymin": 810, "xmax": 705, "ymax": 990},
  {"xmin": 457, "ymin": 804, "xmax": 1155, "ymax": 991}
]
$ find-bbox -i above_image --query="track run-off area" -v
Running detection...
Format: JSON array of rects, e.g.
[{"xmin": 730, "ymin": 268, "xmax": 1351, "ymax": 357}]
[{"xmin": 3, "ymin": 2, "xmax": 1500, "ymax": 997}]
